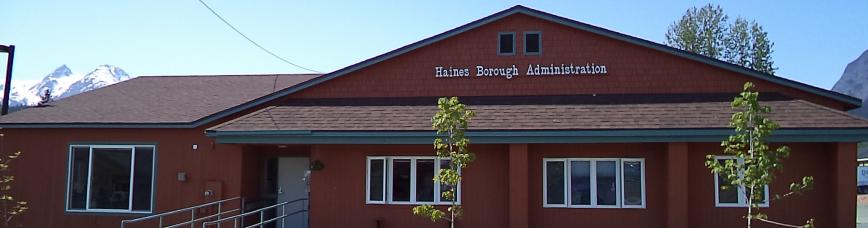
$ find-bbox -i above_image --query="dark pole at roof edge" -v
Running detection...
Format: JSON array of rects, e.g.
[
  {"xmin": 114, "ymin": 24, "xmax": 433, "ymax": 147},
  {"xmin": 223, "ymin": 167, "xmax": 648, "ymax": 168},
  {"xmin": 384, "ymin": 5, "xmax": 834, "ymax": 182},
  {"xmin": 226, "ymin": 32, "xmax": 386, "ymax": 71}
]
[{"xmin": 1, "ymin": 45, "xmax": 13, "ymax": 115}]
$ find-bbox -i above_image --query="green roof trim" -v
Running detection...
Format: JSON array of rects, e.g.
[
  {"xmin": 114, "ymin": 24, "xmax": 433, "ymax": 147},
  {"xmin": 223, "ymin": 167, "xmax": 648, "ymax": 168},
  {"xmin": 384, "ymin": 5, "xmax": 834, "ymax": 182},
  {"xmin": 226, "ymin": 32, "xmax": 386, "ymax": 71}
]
[{"xmin": 206, "ymin": 128, "xmax": 868, "ymax": 144}]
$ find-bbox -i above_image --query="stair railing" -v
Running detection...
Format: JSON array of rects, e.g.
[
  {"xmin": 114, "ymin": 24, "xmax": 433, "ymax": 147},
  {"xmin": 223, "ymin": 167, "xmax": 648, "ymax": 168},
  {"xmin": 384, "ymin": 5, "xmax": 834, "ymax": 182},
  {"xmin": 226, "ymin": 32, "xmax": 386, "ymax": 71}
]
[
  {"xmin": 201, "ymin": 198, "xmax": 308, "ymax": 228},
  {"xmin": 121, "ymin": 197, "xmax": 243, "ymax": 228}
]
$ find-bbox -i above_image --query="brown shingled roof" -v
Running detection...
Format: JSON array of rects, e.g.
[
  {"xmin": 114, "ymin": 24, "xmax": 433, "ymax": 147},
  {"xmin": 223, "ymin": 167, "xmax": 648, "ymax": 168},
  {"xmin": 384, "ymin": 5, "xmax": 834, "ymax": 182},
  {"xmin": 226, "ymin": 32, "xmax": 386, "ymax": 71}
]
[
  {"xmin": 0, "ymin": 74, "xmax": 319, "ymax": 125},
  {"xmin": 209, "ymin": 100, "xmax": 868, "ymax": 132}
]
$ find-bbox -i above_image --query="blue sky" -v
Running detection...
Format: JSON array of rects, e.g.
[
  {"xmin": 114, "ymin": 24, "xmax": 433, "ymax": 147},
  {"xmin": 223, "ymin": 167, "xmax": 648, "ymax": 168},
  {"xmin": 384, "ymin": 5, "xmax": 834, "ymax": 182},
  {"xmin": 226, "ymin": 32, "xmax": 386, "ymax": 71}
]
[{"xmin": 1, "ymin": 1, "xmax": 866, "ymax": 89}]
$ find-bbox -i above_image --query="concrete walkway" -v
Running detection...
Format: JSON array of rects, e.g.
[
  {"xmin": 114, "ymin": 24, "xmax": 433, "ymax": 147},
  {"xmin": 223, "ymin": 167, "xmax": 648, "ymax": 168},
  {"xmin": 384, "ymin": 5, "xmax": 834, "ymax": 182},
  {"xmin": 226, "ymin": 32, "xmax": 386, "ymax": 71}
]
[{"xmin": 859, "ymin": 204, "xmax": 868, "ymax": 227}]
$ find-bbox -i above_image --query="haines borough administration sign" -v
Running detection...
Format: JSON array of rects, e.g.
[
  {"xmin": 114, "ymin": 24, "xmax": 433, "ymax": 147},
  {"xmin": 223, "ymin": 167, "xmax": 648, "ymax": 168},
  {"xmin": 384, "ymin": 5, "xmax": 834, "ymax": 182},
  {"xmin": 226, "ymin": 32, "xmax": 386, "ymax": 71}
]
[{"xmin": 434, "ymin": 63, "xmax": 607, "ymax": 80}]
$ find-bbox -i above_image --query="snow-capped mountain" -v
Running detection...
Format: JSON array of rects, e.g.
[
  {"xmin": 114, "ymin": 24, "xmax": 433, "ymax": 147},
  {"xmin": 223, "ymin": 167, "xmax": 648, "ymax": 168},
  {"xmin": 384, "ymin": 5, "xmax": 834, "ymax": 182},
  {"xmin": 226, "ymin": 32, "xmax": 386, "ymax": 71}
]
[
  {"xmin": 0, "ymin": 64, "xmax": 133, "ymax": 107},
  {"xmin": 29, "ymin": 65, "xmax": 82, "ymax": 100},
  {"xmin": 61, "ymin": 65, "xmax": 130, "ymax": 98},
  {"xmin": 4, "ymin": 80, "xmax": 39, "ymax": 107}
]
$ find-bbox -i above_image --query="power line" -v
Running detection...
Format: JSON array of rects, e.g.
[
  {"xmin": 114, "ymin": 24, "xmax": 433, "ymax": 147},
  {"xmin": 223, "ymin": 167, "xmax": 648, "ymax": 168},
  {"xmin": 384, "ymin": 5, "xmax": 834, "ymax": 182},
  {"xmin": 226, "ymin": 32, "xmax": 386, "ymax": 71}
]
[{"xmin": 196, "ymin": 0, "xmax": 322, "ymax": 73}]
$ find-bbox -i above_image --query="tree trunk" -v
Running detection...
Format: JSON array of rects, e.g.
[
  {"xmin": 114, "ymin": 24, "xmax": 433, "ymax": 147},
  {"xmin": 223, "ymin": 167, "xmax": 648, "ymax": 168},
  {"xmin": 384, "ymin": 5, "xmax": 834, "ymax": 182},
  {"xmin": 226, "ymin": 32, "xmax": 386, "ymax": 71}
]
[{"xmin": 747, "ymin": 103, "xmax": 754, "ymax": 228}]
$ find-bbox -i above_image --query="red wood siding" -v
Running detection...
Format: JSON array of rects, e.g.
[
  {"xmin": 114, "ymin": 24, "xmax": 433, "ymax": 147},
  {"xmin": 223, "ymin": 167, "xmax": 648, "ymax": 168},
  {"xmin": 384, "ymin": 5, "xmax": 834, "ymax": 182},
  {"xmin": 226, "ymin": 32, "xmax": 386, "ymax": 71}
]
[
  {"xmin": 687, "ymin": 143, "xmax": 837, "ymax": 228},
  {"xmin": 306, "ymin": 142, "xmax": 850, "ymax": 228},
  {"xmin": 0, "ymin": 128, "xmax": 245, "ymax": 228},
  {"xmin": 308, "ymin": 144, "xmax": 509, "ymax": 228},
  {"xmin": 1, "ymin": 129, "xmax": 852, "ymax": 228}
]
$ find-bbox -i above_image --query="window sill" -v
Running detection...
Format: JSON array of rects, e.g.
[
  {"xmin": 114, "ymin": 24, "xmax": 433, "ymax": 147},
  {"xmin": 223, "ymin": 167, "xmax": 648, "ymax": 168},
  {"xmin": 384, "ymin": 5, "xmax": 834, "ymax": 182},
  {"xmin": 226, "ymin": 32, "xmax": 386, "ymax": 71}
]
[
  {"xmin": 542, "ymin": 204, "xmax": 645, "ymax": 209},
  {"xmin": 65, "ymin": 209, "xmax": 152, "ymax": 216},
  {"xmin": 366, "ymin": 202, "xmax": 460, "ymax": 206},
  {"xmin": 715, "ymin": 204, "xmax": 769, "ymax": 208}
]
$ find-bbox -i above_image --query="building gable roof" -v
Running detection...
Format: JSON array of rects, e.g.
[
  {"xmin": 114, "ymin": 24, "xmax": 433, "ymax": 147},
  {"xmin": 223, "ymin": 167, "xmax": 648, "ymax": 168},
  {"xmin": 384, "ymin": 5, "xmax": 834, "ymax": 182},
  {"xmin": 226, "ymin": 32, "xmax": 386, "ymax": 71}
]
[
  {"xmin": 1, "ymin": 5, "xmax": 859, "ymax": 129},
  {"xmin": 208, "ymin": 5, "xmax": 858, "ymax": 123},
  {"xmin": 0, "ymin": 74, "xmax": 319, "ymax": 128}
]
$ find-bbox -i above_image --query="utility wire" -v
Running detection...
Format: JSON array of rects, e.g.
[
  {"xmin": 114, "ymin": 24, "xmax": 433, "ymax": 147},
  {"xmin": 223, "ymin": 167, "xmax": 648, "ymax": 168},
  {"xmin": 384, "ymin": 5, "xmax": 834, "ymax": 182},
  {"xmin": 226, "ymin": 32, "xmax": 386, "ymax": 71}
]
[{"xmin": 196, "ymin": 0, "xmax": 322, "ymax": 73}]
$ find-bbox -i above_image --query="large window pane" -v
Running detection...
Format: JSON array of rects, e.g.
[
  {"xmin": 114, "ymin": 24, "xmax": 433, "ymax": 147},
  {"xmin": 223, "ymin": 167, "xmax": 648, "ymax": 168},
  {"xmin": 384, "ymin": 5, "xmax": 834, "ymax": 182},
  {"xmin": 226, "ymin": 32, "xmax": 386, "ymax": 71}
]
[
  {"xmin": 391, "ymin": 159, "xmax": 411, "ymax": 202},
  {"xmin": 499, "ymin": 33, "xmax": 514, "ymax": 54},
  {"xmin": 132, "ymin": 147, "xmax": 154, "ymax": 211},
  {"xmin": 66, "ymin": 145, "xmax": 156, "ymax": 213},
  {"xmin": 622, "ymin": 160, "xmax": 643, "ymax": 206},
  {"xmin": 525, "ymin": 33, "xmax": 540, "ymax": 53},
  {"xmin": 89, "ymin": 148, "xmax": 132, "ymax": 210},
  {"xmin": 67, "ymin": 146, "xmax": 90, "ymax": 210},
  {"xmin": 416, "ymin": 159, "xmax": 435, "ymax": 202},
  {"xmin": 717, "ymin": 175, "xmax": 739, "ymax": 204},
  {"xmin": 716, "ymin": 158, "xmax": 739, "ymax": 204},
  {"xmin": 366, "ymin": 156, "xmax": 464, "ymax": 204},
  {"xmin": 545, "ymin": 161, "xmax": 565, "ymax": 205},
  {"xmin": 596, "ymin": 161, "xmax": 617, "ymax": 206},
  {"xmin": 713, "ymin": 157, "xmax": 770, "ymax": 207},
  {"xmin": 570, "ymin": 161, "xmax": 591, "ymax": 206},
  {"xmin": 368, "ymin": 159, "xmax": 385, "ymax": 202},
  {"xmin": 439, "ymin": 159, "xmax": 454, "ymax": 202}
]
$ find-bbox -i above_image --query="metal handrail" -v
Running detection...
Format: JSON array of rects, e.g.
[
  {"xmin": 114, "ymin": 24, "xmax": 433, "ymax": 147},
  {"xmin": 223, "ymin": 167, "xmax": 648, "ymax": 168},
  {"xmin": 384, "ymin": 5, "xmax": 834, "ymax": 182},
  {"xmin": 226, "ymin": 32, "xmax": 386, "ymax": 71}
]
[
  {"xmin": 201, "ymin": 198, "xmax": 308, "ymax": 228},
  {"xmin": 121, "ymin": 197, "xmax": 243, "ymax": 228},
  {"xmin": 162, "ymin": 209, "xmax": 241, "ymax": 228}
]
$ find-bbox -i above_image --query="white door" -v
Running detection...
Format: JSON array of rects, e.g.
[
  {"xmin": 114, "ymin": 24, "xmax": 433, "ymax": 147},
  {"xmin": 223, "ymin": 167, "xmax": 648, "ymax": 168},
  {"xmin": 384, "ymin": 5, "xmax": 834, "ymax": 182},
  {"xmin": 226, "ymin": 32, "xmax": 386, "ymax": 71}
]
[{"xmin": 277, "ymin": 157, "xmax": 309, "ymax": 228}]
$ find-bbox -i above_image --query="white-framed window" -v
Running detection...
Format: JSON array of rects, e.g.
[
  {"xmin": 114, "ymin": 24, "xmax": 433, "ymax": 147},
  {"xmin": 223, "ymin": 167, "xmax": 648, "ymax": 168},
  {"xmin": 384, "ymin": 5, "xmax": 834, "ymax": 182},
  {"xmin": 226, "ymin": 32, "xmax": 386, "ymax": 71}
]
[
  {"xmin": 713, "ymin": 156, "xmax": 769, "ymax": 207},
  {"xmin": 498, "ymin": 32, "xmax": 516, "ymax": 55},
  {"xmin": 66, "ymin": 145, "xmax": 156, "ymax": 213},
  {"xmin": 543, "ymin": 158, "xmax": 645, "ymax": 208},
  {"xmin": 523, "ymin": 31, "xmax": 542, "ymax": 55},
  {"xmin": 366, "ymin": 156, "xmax": 459, "ymax": 205}
]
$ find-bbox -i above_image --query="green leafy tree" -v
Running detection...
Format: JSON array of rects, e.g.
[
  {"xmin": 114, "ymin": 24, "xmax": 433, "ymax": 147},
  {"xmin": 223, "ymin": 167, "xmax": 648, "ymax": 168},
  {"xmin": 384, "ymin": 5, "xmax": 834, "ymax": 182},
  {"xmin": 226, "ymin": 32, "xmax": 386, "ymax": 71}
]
[
  {"xmin": 748, "ymin": 23, "xmax": 775, "ymax": 74},
  {"xmin": 666, "ymin": 4, "xmax": 777, "ymax": 74},
  {"xmin": 412, "ymin": 97, "xmax": 475, "ymax": 228},
  {"xmin": 706, "ymin": 82, "xmax": 813, "ymax": 228},
  {"xmin": 665, "ymin": 4, "xmax": 728, "ymax": 59}
]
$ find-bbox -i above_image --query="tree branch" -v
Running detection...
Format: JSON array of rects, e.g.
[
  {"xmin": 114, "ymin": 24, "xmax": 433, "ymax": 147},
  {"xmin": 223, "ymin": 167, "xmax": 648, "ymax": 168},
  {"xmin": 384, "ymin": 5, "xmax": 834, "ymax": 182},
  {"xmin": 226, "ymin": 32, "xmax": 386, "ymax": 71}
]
[{"xmin": 754, "ymin": 218, "xmax": 809, "ymax": 228}]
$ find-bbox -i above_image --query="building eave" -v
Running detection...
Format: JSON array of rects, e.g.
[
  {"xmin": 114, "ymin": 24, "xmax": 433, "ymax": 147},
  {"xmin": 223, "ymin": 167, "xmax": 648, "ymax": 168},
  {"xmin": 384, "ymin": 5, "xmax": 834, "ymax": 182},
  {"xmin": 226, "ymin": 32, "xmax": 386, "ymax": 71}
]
[
  {"xmin": 205, "ymin": 128, "xmax": 868, "ymax": 144},
  {"xmin": 0, "ymin": 122, "xmax": 195, "ymax": 129}
]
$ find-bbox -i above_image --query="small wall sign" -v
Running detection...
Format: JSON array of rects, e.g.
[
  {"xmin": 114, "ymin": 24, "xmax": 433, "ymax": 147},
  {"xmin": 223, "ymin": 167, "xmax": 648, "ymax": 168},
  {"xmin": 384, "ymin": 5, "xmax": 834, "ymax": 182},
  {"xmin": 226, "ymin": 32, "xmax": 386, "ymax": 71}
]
[{"xmin": 434, "ymin": 63, "xmax": 607, "ymax": 80}]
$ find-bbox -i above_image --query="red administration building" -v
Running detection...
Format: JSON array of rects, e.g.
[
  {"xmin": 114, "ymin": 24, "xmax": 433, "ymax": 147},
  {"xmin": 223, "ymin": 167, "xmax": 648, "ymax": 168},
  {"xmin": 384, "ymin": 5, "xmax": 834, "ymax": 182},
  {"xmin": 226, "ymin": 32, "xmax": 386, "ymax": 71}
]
[{"xmin": 1, "ymin": 5, "xmax": 867, "ymax": 228}]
